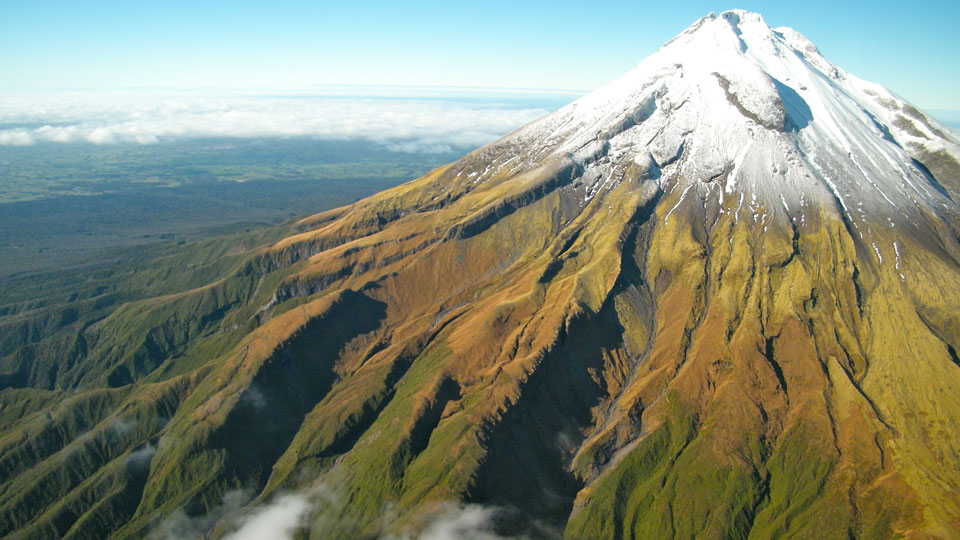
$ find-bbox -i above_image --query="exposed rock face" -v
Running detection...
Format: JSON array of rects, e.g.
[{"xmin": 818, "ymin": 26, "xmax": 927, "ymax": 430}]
[{"xmin": 2, "ymin": 10, "xmax": 960, "ymax": 540}]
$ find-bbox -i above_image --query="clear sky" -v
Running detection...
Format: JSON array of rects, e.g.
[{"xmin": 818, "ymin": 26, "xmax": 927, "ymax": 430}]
[{"xmin": 1, "ymin": 0, "xmax": 958, "ymax": 110}]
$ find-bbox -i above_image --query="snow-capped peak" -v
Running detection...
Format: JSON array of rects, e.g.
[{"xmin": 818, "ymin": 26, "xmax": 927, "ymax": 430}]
[{"xmin": 480, "ymin": 10, "xmax": 959, "ymax": 241}]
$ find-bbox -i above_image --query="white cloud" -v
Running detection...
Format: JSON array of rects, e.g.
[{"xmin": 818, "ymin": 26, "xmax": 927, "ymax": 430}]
[
  {"xmin": 126, "ymin": 442, "xmax": 157, "ymax": 470},
  {"xmin": 108, "ymin": 418, "xmax": 137, "ymax": 436},
  {"xmin": 223, "ymin": 494, "xmax": 312, "ymax": 540},
  {"xmin": 145, "ymin": 484, "xmax": 335, "ymax": 540},
  {"xmin": 384, "ymin": 503, "xmax": 542, "ymax": 540},
  {"xmin": 240, "ymin": 384, "xmax": 267, "ymax": 410},
  {"xmin": 416, "ymin": 504, "xmax": 506, "ymax": 540},
  {"xmin": 0, "ymin": 90, "xmax": 552, "ymax": 152},
  {"xmin": 0, "ymin": 130, "xmax": 34, "ymax": 145},
  {"xmin": 148, "ymin": 489, "xmax": 252, "ymax": 540}
]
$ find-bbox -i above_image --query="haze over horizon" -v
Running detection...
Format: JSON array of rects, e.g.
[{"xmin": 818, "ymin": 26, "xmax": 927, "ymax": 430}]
[
  {"xmin": 2, "ymin": 1, "xmax": 959, "ymax": 110},
  {"xmin": 3, "ymin": 3, "xmax": 960, "ymax": 150}
]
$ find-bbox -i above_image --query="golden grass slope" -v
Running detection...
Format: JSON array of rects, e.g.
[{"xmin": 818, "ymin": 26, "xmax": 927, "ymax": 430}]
[{"xmin": 0, "ymin": 137, "xmax": 958, "ymax": 539}]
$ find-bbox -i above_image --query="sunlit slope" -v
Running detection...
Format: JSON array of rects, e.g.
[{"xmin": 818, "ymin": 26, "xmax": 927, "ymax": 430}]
[{"xmin": 1, "ymin": 9, "xmax": 960, "ymax": 540}]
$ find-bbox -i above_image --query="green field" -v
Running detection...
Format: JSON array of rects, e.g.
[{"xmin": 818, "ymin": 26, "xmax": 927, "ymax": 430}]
[{"xmin": 0, "ymin": 138, "xmax": 462, "ymax": 277}]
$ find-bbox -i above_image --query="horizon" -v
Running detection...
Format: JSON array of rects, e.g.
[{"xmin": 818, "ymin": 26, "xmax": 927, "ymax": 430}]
[
  {"xmin": 2, "ymin": 82, "xmax": 958, "ymax": 151},
  {"xmin": 2, "ymin": 2, "xmax": 959, "ymax": 110}
]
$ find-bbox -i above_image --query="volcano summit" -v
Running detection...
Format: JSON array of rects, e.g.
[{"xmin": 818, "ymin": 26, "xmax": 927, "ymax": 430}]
[{"xmin": 1, "ymin": 10, "xmax": 959, "ymax": 540}]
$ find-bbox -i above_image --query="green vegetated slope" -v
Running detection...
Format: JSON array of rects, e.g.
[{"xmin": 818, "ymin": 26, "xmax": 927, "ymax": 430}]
[
  {"xmin": 3, "ymin": 15, "xmax": 960, "ymax": 536},
  {"xmin": 0, "ymin": 137, "xmax": 958, "ymax": 540}
]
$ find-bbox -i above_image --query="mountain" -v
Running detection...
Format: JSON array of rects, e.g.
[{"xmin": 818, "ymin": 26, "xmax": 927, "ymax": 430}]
[{"xmin": 2, "ymin": 9, "xmax": 960, "ymax": 539}]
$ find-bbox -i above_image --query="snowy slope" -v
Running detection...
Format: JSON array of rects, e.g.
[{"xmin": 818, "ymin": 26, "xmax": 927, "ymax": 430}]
[{"xmin": 461, "ymin": 10, "xmax": 960, "ymax": 268}]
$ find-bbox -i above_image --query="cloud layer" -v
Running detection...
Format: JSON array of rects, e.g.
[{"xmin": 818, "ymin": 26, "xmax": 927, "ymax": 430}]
[{"xmin": 0, "ymin": 90, "xmax": 553, "ymax": 152}]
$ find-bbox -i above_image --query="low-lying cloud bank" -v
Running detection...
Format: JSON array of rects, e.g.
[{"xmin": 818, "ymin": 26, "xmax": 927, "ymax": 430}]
[
  {"xmin": 0, "ymin": 90, "xmax": 556, "ymax": 152},
  {"xmin": 147, "ymin": 487, "xmax": 547, "ymax": 540}
]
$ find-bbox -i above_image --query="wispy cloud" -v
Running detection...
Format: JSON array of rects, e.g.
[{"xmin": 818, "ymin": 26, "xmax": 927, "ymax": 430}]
[
  {"xmin": 145, "ymin": 485, "xmax": 549, "ymax": 540},
  {"xmin": 148, "ymin": 489, "xmax": 252, "ymax": 540},
  {"xmin": 146, "ymin": 485, "xmax": 329, "ymax": 540},
  {"xmin": 0, "ymin": 89, "xmax": 555, "ymax": 152},
  {"xmin": 381, "ymin": 503, "xmax": 547, "ymax": 540},
  {"xmin": 223, "ymin": 494, "xmax": 312, "ymax": 540},
  {"xmin": 126, "ymin": 442, "xmax": 157, "ymax": 470},
  {"xmin": 415, "ymin": 504, "xmax": 509, "ymax": 540}
]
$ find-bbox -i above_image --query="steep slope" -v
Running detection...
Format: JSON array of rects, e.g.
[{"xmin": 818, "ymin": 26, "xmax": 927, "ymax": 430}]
[{"xmin": 2, "ymin": 10, "xmax": 960, "ymax": 539}]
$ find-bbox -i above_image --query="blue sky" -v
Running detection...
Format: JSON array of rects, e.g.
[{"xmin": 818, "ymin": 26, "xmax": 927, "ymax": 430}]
[{"xmin": 1, "ymin": 1, "xmax": 958, "ymax": 110}]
